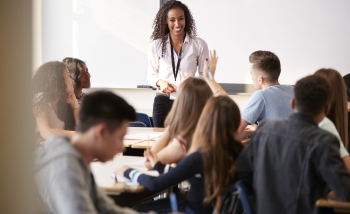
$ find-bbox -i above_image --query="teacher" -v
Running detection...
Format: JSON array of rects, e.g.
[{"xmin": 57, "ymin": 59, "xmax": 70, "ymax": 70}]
[{"xmin": 147, "ymin": 0, "xmax": 209, "ymax": 127}]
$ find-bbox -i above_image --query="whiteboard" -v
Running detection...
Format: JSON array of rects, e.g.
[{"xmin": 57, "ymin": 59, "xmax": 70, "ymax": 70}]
[{"xmin": 42, "ymin": 0, "xmax": 350, "ymax": 88}]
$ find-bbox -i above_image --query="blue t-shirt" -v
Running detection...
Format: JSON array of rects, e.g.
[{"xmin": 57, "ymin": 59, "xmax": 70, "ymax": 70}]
[{"xmin": 241, "ymin": 85, "xmax": 294, "ymax": 125}]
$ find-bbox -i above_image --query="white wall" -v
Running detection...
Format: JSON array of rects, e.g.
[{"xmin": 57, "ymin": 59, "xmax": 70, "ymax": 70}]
[{"xmin": 41, "ymin": 0, "xmax": 350, "ymax": 88}]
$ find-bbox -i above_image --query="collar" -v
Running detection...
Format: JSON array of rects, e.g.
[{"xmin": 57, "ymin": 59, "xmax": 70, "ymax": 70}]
[
  {"xmin": 289, "ymin": 113, "xmax": 318, "ymax": 127},
  {"xmin": 166, "ymin": 33, "xmax": 189, "ymax": 43}
]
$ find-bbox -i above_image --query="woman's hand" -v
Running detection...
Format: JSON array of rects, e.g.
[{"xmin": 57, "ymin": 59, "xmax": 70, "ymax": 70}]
[
  {"xmin": 114, "ymin": 165, "xmax": 130, "ymax": 175},
  {"xmin": 67, "ymin": 92, "xmax": 79, "ymax": 109},
  {"xmin": 157, "ymin": 79, "xmax": 176, "ymax": 93},
  {"xmin": 204, "ymin": 50, "xmax": 218, "ymax": 80},
  {"xmin": 144, "ymin": 150, "xmax": 159, "ymax": 168}
]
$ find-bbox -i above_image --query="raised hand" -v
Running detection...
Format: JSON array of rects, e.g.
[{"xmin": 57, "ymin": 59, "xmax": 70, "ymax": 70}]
[{"xmin": 204, "ymin": 50, "xmax": 218, "ymax": 80}]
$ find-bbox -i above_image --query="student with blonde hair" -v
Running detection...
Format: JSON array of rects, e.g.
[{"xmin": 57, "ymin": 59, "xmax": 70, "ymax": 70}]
[
  {"xmin": 148, "ymin": 77, "xmax": 212, "ymax": 167},
  {"xmin": 117, "ymin": 96, "xmax": 243, "ymax": 214},
  {"xmin": 314, "ymin": 69, "xmax": 350, "ymax": 172}
]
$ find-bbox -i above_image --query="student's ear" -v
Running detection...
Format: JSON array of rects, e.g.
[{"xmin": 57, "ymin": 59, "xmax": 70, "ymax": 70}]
[
  {"xmin": 258, "ymin": 75, "xmax": 263, "ymax": 85},
  {"xmin": 324, "ymin": 103, "xmax": 331, "ymax": 116},
  {"xmin": 93, "ymin": 123, "xmax": 107, "ymax": 143},
  {"xmin": 290, "ymin": 98, "xmax": 296, "ymax": 111}
]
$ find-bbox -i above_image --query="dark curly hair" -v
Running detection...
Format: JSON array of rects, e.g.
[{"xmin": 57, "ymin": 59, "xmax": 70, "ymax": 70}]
[
  {"xmin": 32, "ymin": 61, "xmax": 68, "ymax": 118},
  {"xmin": 62, "ymin": 57, "xmax": 86, "ymax": 90},
  {"xmin": 151, "ymin": 0, "xmax": 197, "ymax": 57}
]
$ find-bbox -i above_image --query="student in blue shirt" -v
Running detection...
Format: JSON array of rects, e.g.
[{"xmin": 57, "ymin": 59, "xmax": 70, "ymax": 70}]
[{"xmin": 204, "ymin": 50, "xmax": 294, "ymax": 139}]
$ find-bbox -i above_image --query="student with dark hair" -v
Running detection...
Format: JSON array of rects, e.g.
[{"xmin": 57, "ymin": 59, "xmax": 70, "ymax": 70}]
[
  {"xmin": 116, "ymin": 96, "xmax": 243, "ymax": 214},
  {"xmin": 203, "ymin": 50, "xmax": 293, "ymax": 138},
  {"xmin": 236, "ymin": 75, "xmax": 350, "ymax": 214},
  {"xmin": 59, "ymin": 57, "xmax": 92, "ymax": 130},
  {"xmin": 62, "ymin": 57, "xmax": 91, "ymax": 104},
  {"xmin": 343, "ymin": 73, "xmax": 350, "ymax": 153},
  {"xmin": 147, "ymin": 0, "xmax": 209, "ymax": 127},
  {"xmin": 34, "ymin": 91, "xmax": 154, "ymax": 214}
]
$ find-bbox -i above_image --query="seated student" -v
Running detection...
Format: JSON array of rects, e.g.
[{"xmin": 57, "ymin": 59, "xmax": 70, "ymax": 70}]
[
  {"xmin": 314, "ymin": 69, "xmax": 350, "ymax": 172},
  {"xmin": 59, "ymin": 57, "xmax": 92, "ymax": 130},
  {"xmin": 343, "ymin": 73, "xmax": 350, "ymax": 153},
  {"xmin": 32, "ymin": 61, "xmax": 79, "ymax": 145},
  {"xmin": 149, "ymin": 77, "xmax": 212, "ymax": 167},
  {"xmin": 116, "ymin": 96, "xmax": 244, "ymax": 214},
  {"xmin": 62, "ymin": 57, "xmax": 91, "ymax": 105},
  {"xmin": 203, "ymin": 50, "xmax": 294, "ymax": 138},
  {"xmin": 34, "ymin": 91, "xmax": 154, "ymax": 214},
  {"xmin": 236, "ymin": 75, "xmax": 350, "ymax": 214}
]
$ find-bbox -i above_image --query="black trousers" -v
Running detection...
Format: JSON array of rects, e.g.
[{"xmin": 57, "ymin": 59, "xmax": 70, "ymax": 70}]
[{"xmin": 152, "ymin": 95, "xmax": 174, "ymax": 128}]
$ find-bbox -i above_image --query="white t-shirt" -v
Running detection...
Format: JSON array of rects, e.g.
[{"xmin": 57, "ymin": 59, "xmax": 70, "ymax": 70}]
[{"xmin": 319, "ymin": 117, "xmax": 349, "ymax": 158}]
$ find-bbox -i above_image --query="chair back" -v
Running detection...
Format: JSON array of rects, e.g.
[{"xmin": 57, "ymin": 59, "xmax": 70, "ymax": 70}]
[
  {"xmin": 129, "ymin": 121, "xmax": 147, "ymax": 127},
  {"xmin": 217, "ymin": 183, "xmax": 243, "ymax": 214},
  {"xmin": 135, "ymin": 113, "xmax": 152, "ymax": 127},
  {"xmin": 236, "ymin": 181, "xmax": 254, "ymax": 214}
]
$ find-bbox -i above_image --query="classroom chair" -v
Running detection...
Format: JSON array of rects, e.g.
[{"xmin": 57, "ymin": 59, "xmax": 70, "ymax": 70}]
[
  {"xmin": 236, "ymin": 181, "xmax": 254, "ymax": 214},
  {"xmin": 129, "ymin": 121, "xmax": 148, "ymax": 127},
  {"xmin": 216, "ymin": 183, "xmax": 243, "ymax": 214},
  {"xmin": 129, "ymin": 113, "xmax": 152, "ymax": 127}
]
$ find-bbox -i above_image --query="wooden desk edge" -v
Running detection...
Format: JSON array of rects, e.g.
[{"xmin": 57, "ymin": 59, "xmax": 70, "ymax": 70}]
[{"xmin": 316, "ymin": 198, "xmax": 350, "ymax": 209}]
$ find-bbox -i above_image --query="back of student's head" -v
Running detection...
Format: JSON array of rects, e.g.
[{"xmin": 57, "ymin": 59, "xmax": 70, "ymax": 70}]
[
  {"xmin": 62, "ymin": 57, "xmax": 88, "ymax": 90},
  {"xmin": 314, "ymin": 68, "xmax": 348, "ymax": 147},
  {"xmin": 343, "ymin": 73, "xmax": 350, "ymax": 100},
  {"xmin": 77, "ymin": 91, "xmax": 136, "ymax": 132},
  {"xmin": 249, "ymin": 50, "xmax": 281, "ymax": 83},
  {"xmin": 294, "ymin": 75, "xmax": 331, "ymax": 117},
  {"xmin": 32, "ymin": 61, "xmax": 68, "ymax": 117},
  {"xmin": 189, "ymin": 96, "xmax": 244, "ymax": 212},
  {"xmin": 164, "ymin": 77, "xmax": 212, "ymax": 148}
]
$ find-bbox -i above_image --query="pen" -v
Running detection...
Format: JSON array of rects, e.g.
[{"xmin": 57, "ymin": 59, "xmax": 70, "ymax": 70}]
[
  {"xmin": 169, "ymin": 192, "xmax": 178, "ymax": 213},
  {"xmin": 146, "ymin": 136, "xmax": 150, "ymax": 152}
]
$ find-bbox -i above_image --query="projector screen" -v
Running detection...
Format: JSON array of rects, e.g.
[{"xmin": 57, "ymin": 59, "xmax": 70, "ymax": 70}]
[{"xmin": 42, "ymin": 0, "xmax": 350, "ymax": 88}]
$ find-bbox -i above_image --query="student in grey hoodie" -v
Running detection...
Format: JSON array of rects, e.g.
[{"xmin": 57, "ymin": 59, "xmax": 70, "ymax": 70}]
[{"xmin": 34, "ymin": 91, "xmax": 156, "ymax": 214}]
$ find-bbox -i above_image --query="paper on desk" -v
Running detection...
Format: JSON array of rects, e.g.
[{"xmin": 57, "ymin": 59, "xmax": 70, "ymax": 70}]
[
  {"xmin": 124, "ymin": 132, "xmax": 162, "ymax": 140},
  {"xmin": 110, "ymin": 170, "xmax": 159, "ymax": 185},
  {"xmin": 126, "ymin": 158, "xmax": 146, "ymax": 167}
]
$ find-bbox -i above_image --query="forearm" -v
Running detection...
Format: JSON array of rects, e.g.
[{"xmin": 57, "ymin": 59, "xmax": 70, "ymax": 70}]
[
  {"xmin": 150, "ymin": 129, "xmax": 170, "ymax": 154},
  {"xmin": 205, "ymin": 78, "xmax": 228, "ymax": 96},
  {"xmin": 39, "ymin": 128, "xmax": 75, "ymax": 140}
]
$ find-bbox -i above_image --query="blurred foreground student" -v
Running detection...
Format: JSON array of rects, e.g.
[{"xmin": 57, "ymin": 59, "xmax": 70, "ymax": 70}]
[
  {"xmin": 32, "ymin": 61, "xmax": 79, "ymax": 145},
  {"xmin": 149, "ymin": 77, "xmax": 212, "ymax": 167},
  {"xmin": 34, "ymin": 91, "xmax": 155, "ymax": 214},
  {"xmin": 237, "ymin": 75, "xmax": 350, "ymax": 214},
  {"xmin": 315, "ymin": 69, "xmax": 350, "ymax": 172},
  {"xmin": 343, "ymin": 73, "xmax": 350, "ymax": 153},
  {"xmin": 117, "ymin": 96, "xmax": 243, "ymax": 214}
]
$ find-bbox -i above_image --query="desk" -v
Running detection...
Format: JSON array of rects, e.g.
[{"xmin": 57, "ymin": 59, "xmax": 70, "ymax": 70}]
[
  {"xmin": 124, "ymin": 127, "xmax": 164, "ymax": 148},
  {"xmin": 316, "ymin": 192, "xmax": 350, "ymax": 213},
  {"xmin": 91, "ymin": 155, "xmax": 161, "ymax": 207}
]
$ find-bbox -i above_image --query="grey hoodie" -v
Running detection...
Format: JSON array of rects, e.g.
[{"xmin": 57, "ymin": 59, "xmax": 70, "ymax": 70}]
[{"xmin": 34, "ymin": 135, "xmax": 153, "ymax": 214}]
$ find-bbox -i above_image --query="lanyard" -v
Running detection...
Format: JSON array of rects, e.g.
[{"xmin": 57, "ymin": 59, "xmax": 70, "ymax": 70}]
[{"xmin": 170, "ymin": 34, "xmax": 185, "ymax": 82}]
